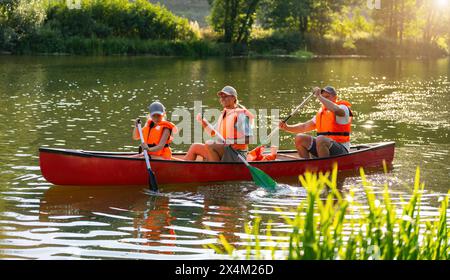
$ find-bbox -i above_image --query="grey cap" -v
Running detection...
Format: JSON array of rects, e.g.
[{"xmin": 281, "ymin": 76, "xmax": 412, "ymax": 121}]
[
  {"xmin": 322, "ymin": 86, "xmax": 337, "ymax": 96},
  {"xmin": 217, "ymin": 86, "xmax": 237, "ymax": 97},
  {"xmin": 148, "ymin": 101, "xmax": 165, "ymax": 116}
]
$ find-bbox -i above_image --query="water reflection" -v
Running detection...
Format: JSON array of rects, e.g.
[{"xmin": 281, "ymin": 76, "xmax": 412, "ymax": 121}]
[{"xmin": 0, "ymin": 167, "xmax": 444, "ymax": 259}]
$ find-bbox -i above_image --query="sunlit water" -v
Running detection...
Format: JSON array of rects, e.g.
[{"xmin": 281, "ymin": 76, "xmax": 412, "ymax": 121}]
[{"xmin": 0, "ymin": 56, "xmax": 449, "ymax": 259}]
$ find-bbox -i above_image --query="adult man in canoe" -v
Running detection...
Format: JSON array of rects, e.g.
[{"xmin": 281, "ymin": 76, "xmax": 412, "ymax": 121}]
[
  {"xmin": 279, "ymin": 86, "xmax": 353, "ymax": 158},
  {"xmin": 184, "ymin": 86, "xmax": 254, "ymax": 161}
]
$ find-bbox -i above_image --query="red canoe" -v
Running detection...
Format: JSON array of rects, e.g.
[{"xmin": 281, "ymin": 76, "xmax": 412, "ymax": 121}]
[{"xmin": 38, "ymin": 142, "xmax": 395, "ymax": 186}]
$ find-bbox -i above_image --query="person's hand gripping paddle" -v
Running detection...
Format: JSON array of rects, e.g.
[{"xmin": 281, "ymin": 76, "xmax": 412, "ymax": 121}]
[{"xmin": 263, "ymin": 91, "xmax": 315, "ymax": 144}]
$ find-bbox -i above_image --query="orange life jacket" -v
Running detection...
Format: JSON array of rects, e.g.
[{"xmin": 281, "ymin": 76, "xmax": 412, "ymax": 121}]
[
  {"xmin": 215, "ymin": 107, "xmax": 254, "ymax": 150},
  {"xmin": 247, "ymin": 145, "xmax": 277, "ymax": 161},
  {"xmin": 315, "ymin": 100, "xmax": 353, "ymax": 143},
  {"xmin": 143, "ymin": 119, "xmax": 177, "ymax": 159}
]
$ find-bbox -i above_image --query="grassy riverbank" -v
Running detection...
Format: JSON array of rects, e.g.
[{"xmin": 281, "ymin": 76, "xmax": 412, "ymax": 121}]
[
  {"xmin": 208, "ymin": 166, "xmax": 449, "ymax": 260},
  {"xmin": 8, "ymin": 31, "xmax": 446, "ymax": 58},
  {"xmin": 12, "ymin": 36, "xmax": 233, "ymax": 56}
]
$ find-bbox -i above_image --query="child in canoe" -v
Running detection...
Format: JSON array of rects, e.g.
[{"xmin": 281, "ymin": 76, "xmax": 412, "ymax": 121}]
[{"xmin": 132, "ymin": 102, "xmax": 178, "ymax": 160}]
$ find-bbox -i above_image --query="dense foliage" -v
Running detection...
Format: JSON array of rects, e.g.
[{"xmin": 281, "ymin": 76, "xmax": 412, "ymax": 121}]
[
  {"xmin": 258, "ymin": 0, "xmax": 349, "ymax": 36},
  {"xmin": 0, "ymin": 0, "xmax": 46, "ymax": 51},
  {"xmin": 44, "ymin": 0, "xmax": 194, "ymax": 40},
  {"xmin": 1, "ymin": 0, "xmax": 449, "ymax": 56},
  {"xmin": 1, "ymin": 0, "xmax": 197, "ymax": 54},
  {"xmin": 206, "ymin": 0, "xmax": 449, "ymax": 56},
  {"xmin": 208, "ymin": 0, "xmax": 260, "ymax": 44}
]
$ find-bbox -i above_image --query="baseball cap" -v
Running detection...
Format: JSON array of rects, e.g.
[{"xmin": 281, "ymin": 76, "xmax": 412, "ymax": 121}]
[
  {"xmin": 322, "ymin": 86, "xmax": 337, "ymax": 96},
  {"xmin": 217, "ymin": 86, "xmax": 238, "ymax": 97},
  {"xmin": 148, "ymin": 102, "xmax": 165, "ymax": 116}
]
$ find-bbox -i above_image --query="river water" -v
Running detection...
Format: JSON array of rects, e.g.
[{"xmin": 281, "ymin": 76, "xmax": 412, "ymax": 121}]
[{"xmin": 0, "ymin": 56, "xmax": 449, "ymax": 259}]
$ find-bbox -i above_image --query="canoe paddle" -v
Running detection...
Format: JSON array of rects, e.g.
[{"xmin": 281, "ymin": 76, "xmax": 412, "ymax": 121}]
[
  {"xmin": 263, "ymin": 91, "xmax": 315, "ymax": 144},
  {"xmin": 202, "ymin": 119, "xmax": 277, "ymax": 191},
  {"xmin": 136, "ymin": 119, "xmax": 158, "ymax": 192}
]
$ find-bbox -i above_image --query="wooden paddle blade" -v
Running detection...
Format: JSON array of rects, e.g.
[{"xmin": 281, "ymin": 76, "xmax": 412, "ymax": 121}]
[
  {"xmin": 249, "ymin": 166, "xmax": 277, "ymax": 191},
  {"xmin": 148, "ymin": 169, "xmax": 158, "ymax": 192}
]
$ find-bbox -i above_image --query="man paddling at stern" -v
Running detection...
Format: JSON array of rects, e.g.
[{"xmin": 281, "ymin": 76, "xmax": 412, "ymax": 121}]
[{"xmin": 279, "ymin": 86, "xmax": 353, "ymax": 158}]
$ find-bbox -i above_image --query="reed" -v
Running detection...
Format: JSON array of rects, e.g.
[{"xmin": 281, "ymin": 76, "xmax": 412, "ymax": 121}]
[{"xmin": 207, "ymin": 165, "xmax": 449, "ymax": 260}]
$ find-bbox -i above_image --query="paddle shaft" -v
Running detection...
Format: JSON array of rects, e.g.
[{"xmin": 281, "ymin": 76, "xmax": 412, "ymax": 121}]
[
  {"xmin": 136, "ymin": 119, "xmax": 158, "ymax": 191},
  {"xmin": 265, "ymin": 91, "xmax": 315, "ymax": 141}
]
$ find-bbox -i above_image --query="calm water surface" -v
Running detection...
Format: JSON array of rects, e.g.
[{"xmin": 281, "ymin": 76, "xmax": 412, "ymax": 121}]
[{"xmin": 0, "ymin": 56, "xmax": 449, "ymax": 259}]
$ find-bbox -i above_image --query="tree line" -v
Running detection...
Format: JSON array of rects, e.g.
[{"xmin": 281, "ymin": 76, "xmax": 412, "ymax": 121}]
[
  {"xmin": 209, "ymin": 0, "xmax": 449, "ymax": 55},
  {"xmin": 1, "ymin": 0, "xmax": 449, "ymax": 56}
]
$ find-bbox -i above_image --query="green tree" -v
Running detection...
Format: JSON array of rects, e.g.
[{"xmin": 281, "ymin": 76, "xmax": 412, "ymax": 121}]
[
  {"xmin": 327, "ymin": 5, "xmax": 374, "ymax": 49},
  {"xmin": 372, "ymin": 0, "xmax": 450, "ymax": 48},
  {"xmin": 258, "ymin": 0, "xmax": 350, "ymax": 36},
  {"xmin": 420, "ymin": 0, "xmax": 450, "ymax": 44},
  {"xmin": 0, "ymin": 0, "xmax": 46, "ymax": 50},
  {"xmin": 44, "ymin": 0, "xmax": 195, "ymax": 40},
  {"xmin": 208, "ymin": 0, "xmax": 261, "ymax": 43},
  {"xmin": 0, "ymin": 0, "xmax": 20, "ymax": 13},
  {"xmin": 372, "ymin": 0, "xmax": 418, "ymax": 45}
]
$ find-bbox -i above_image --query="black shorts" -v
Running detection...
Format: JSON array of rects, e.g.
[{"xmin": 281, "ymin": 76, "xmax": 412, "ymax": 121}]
[
  {"xmin": 221, "ymin": 145, "xmax": 248, "ymax": 162},
  {"xmin": 308, "ymin": 138, "xmax": 349, "ymax": 158}
]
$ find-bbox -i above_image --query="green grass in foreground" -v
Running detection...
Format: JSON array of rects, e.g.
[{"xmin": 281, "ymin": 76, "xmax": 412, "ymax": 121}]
[{"xmin": 207, "ymin": 165, "xmax": 449, "ymax": 260}]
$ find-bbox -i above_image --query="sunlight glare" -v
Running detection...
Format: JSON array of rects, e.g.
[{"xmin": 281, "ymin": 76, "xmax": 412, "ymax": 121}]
[{"xmin": 435, "ymin": 0, "xmax": 449, "ymax": 8}]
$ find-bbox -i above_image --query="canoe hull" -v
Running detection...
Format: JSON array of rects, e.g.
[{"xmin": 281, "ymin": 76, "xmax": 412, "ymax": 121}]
[{"xmin": 39, "ymin": 142, "xmax": 395, "ymax": 186}]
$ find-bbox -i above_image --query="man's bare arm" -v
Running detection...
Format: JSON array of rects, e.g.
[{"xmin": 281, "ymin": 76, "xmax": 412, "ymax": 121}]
[
  {"xmin": 280, "ymin": 119, "xmax": 316, "ymax": 134},
  {"xmin": 314, "ymin": 87, "xmax": 345, "ymax": 117}
]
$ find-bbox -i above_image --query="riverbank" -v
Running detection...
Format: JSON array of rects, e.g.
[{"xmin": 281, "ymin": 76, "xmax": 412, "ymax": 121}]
[
  {"xmin": 1, "ymin": 1, "xmax": 448, "ymax": 59},
  {"xmin": 3, "ymin": 37, "xmax": 448, "ymax": 59},
  {"xmin": 4, "ymin": 29, "xmax": 448, "ymax": 58}
]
